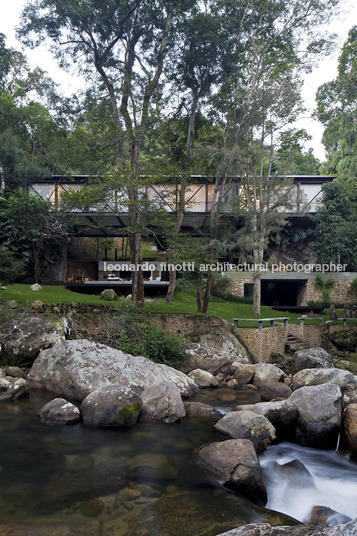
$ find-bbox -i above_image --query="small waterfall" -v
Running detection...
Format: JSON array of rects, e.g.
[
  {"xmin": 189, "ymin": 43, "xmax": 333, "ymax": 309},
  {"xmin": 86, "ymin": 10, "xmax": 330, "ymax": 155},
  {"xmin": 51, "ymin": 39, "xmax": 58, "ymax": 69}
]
[
  {"xmin": 260, "ymin": 442, "xmax": 357, "ymax": 525},
  {"xmin": 335, "ymin": 431, "xmax": 341, "ymax": 452}
]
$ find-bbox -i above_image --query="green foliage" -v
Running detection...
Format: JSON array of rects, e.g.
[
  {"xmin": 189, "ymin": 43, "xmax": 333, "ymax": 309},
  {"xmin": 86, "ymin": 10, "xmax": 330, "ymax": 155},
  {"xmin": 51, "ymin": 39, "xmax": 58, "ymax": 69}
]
[
  {"xmin": 0, "ymin": 189, "xmax": 67, "ymax": 282},
  {"xmin": 98, "ymin": 301, "xmax": 188, "ymax": 368},
  {"xmin": 273, "ymin": 129, "xmax": 321, "ymax": 175},
  {"xmin": 0, "ymin": 247, "xmax": 26, "ymax": 284},
  {"xmin": 314, "ymin": 275, "xmax": 335, "ymax": 303},
  {"xmin": 311, "ymin": 181, "xmax": 357, "ymax": 269},
  {"xmin": 316, "ymin": 26, "xmax": 357, "ymax": 177},
  {"xmin": 351, "ymin": 279, "xmax": 357, "ymax": 294}
]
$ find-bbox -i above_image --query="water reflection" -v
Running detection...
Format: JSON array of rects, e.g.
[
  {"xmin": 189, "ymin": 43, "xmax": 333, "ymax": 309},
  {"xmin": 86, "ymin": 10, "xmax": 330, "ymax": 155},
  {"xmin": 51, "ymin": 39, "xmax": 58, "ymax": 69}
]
[{"xmin": 0, "ymin": 392, "xmax": 294, "ymax": 536}]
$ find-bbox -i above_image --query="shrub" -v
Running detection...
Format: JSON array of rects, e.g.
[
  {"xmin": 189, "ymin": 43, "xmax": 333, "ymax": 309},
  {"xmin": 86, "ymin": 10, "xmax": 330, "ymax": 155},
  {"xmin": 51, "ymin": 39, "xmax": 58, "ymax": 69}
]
[
  {"xmin": 314, "ymin": 275, "xmax": 335, "ymax": 303},
  {"xmin": 96, "ymin": 300, "xmax": 188, "ymax": 368}
]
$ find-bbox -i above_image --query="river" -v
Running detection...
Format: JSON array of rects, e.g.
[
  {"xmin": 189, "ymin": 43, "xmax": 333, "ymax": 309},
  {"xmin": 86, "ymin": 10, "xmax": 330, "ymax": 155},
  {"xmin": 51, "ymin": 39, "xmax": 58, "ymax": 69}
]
[{"xmin": 0, "ymin": 388, "xmax": 356, "ymax": 535}]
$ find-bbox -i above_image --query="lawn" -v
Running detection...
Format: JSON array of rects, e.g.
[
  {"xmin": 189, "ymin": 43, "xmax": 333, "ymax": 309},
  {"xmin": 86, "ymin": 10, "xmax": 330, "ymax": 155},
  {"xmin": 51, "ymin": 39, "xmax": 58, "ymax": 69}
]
[
  {"xmin": 0, "ymin": 284, "xmax": 353, "ymax": 327},
  {"xmin": 0, "ymin": 284, "xmax": 115, "ymax": 308}
]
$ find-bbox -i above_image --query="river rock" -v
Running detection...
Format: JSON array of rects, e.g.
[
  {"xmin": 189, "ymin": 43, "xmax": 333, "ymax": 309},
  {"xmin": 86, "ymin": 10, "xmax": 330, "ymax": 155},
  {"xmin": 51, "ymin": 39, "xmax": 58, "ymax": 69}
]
[
  {"xmin": 343, "ymin": 403, "xmax": 357, "ymax": 456},
  {"xmin": 28, "ymin": 340, "xmax": 198, "ymax": 401},
  {"xmin": 128, "ymin": 453, "xmax": 178, "ymax": 484},
  {"xmin": 215, "ymin": 410, "xmax": 276, "ymax": 453},
  {"xmin": 342, "ymin": 389, "xmax": 357, "ymax": 409},
  {"xmin": 30, "ymin": 283, "xmax": 42, "ymax": 291},
  {"xmin": 37, "ymin": 398, "xmax": 81, "ymax": 425},
  {"xmin": 187, "ymin": 369, "xmax": 219, "ymax": 388},
  {"xmin": 293, "ymin": 348, "xmax": 334, "ymax": 371},
  {"xmin": 44, "ymin": 460, "xmax": 128, "ymax": 506},
  {"xmin": 184, "ymin": 401, "xmax": 222, "ymax": 418},
  {"xmin": 329, "ymin": 330, "xmax": 357, "ymax": 352},
  {"xmin": 0, "ymin": 377, "xmax": 30, "ymax": 401},
  {"xmin": 0, "ymin": 316, "xmax": 66, "ymax": 366},
  {"xmin": 213, "ymin": 520, "xmax": 357, "ymax": 535},
  {"xmin": 234, "ymin": 400, "xmax": 297, "ymax": 436},
  {"xmin": 100, "ymin": 288, "xmax": 117, "ymax": 301},
  {"xmin": 81, "ymin": 384, "xmax": 142, "ymax": 427},
  {"xmin": 259, "ymin": 381, "xmax": 292, "ymax": 401},
  {"xmin": 196, "ymin": 439, "xmax": 267, "ymax": 505},
  {"xmin": 141, "ymin": 381, "xmax": 185, "ymax": 423},
  {"xmin": 31, "ymin": 299, "xmax": 44, "ymax": 311},
  {"xmin": 232, "ymin": 363, "xmax": 256, "ymax": 385},
  {"xmin": 4, "ymin": 366, "xmax": 25, "ymax": 378},
  {"xmin": 182, "ymin": 328, "xmax": 249, "ymax": 375},
  {"xmin": 253, "ymin": 364, "xmax": 287, "ymax": 385},
  {"xmin": 290, "ymin": 384, "xmax": 342, "ymax": 448},
  {"xmin": 292, "ymin": 368, "xmax": 357, "ymax": 391},
  {"xmin": 309, "ymin": 506, "xmax": 352, "ymax": 527}
]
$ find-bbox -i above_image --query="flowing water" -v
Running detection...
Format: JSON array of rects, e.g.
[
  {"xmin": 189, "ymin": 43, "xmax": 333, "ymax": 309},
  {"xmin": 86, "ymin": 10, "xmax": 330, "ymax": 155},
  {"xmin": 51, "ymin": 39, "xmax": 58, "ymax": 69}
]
[
  {"xmin": 1, "ymin": 389, "xmax": 356, "ymax": 535},
  {"xmin": 260, "ymin": 442, "xmax": 357, "ymax": 526}
]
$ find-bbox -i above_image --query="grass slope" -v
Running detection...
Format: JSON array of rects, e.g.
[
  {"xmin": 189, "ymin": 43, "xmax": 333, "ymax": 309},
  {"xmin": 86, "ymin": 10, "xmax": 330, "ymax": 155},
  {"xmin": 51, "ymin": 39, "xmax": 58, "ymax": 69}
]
[{"xmin": 1, "ymin": 285, "xmax": 352, "ymax": 327}]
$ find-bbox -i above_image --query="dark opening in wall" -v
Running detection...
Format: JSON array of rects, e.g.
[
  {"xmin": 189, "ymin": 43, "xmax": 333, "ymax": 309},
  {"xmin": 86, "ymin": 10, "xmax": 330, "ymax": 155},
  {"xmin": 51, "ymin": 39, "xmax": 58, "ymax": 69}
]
[{"xmin": 261, "ymin": 280, "xmax": 306, "ymax": 306}]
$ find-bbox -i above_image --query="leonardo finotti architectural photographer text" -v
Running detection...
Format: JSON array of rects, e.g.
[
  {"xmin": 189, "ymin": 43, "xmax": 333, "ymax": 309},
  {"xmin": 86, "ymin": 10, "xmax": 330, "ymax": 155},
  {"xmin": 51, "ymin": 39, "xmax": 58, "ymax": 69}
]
[{"xmin": 103, "ymin": 262, "xmax": 348, "ymax": 273}]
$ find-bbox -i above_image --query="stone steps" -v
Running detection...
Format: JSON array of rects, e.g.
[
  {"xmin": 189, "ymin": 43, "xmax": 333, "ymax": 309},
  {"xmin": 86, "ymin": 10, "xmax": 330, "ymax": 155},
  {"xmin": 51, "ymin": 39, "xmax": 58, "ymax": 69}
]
[{"xmin": 285, "ymin": 334, "xmax": 309, "ymax": 352}]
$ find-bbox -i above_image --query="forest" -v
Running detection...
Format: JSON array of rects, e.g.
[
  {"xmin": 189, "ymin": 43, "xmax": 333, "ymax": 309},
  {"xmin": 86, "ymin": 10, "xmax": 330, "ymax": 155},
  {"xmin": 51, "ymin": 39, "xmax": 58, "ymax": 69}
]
[{"xmin": 0, "ymin": 0, "xmax": 356, "ymax": 312}]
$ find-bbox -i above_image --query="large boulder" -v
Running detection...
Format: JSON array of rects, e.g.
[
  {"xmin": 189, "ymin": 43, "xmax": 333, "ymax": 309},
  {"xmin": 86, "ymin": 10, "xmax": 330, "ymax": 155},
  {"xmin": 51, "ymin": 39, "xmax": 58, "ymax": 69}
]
[
  {"xmin": 290, "ymin": 384, "xmax": 342, "ymax": 448},
  {"xmin": 187, "ymin": 369, "xmax": 219, "ymax": 388},
  {"xmin": 0, "ymin": 316, "xmax": 66, "ymax": 366},
  {"xmin": 214, "ymin": 518, "xmax": 357, "ymax": 535},
  {"xmin": 27, "ymin": 340, "xmax": 198, "ymax": 401},
  {"xmin": 81, "ymin": 384, "xmax": 142, "ymax": 427},
  {"xmin": 234, "ymin": 400, "xmax": 297, "ymax": 437},
  {"xmin": 37, "ymin": 398, "xmax": 81, "ymax": 425},
  {"xmin": 259, "ymin": 381, "xmax": 292, "ymax": 401},
  {"xmin": 214, "ymin": 410, "xmax": 276, "ymax": 453},
  {"xmin": 253, "ymin": 364, "xmax": 287, "ymax": 385},
  {"xmin": 293, "ymin": 348, "xmax": 334, "ymax": 371},
  {"xmin": 292, "ymin": 368, "xmax": 357, "ymax": 391},
  {"xmin": 0, "ymin": 377, "xmax": 30, "ymax": 401},
  {"xmin": 141, "ymin": 381, "xmax": 185, "ymax": 423},
  {"xmin": 182, "ymin": 329, "xmax": 250, "ymax": 376},
  {"xmin": 343, "ymin": 403, "xmax": 357, "ymax": 457},
  {"xmin": 196, "ymin": 439, "xmax": 267, "ymax": 505}
]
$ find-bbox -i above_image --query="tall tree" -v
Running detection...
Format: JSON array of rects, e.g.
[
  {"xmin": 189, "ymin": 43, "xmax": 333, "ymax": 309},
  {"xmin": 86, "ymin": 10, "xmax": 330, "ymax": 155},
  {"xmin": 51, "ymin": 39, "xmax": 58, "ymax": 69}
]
[
  {"xmin": 316, "ymin": 26, "xmax": 357, "ymax": 177},
  {"xmin": 19, "ymin": 0, "xmax": 195, "ymax": 303},
  {"xmin": 210, "ymin": 0, "xmax": 341, "ymax": 315}
]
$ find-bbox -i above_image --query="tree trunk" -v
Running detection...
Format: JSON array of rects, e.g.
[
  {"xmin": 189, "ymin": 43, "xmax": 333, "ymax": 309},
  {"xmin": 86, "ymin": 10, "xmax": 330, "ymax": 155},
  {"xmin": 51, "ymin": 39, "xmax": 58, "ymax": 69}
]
[
  {"xmin": 196, "ymin": 272, "xmax": 203, "ymax": 312},
  {"xmin": 253, "ymin": 272, "xmax": 261, "ymax": 316},
  {"xmin": 165, "ymin": 182, "xmax": 186, "ymax": 305},
  {"xmin": 165, "ymin": 266, "xmax": 176, "ymax": 305},
  {"xmin": 202, "ymin": 273, "xmax": 213, "ymax": 314},
  {"xmin": 130, "ymin": 232, "xmax": 144, "ymax": 304},
  {"xmin": 187, "ymin": 91, "xmax": 198, "ymax": 160}
]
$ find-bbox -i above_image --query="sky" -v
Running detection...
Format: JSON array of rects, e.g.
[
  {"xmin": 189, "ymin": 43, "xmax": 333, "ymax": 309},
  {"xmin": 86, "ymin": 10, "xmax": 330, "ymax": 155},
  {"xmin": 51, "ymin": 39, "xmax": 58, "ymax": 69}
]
[{"xmin": 1, "ymin": 0, "xmax": 357, "ymax": 161}]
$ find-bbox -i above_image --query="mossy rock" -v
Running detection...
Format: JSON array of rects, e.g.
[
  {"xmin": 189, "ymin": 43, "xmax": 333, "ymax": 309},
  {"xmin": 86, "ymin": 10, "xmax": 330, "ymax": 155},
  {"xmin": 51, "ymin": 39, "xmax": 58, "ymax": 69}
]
[{"xmin": 329, "ymin": 330, "xmax": 357, "ymax": 352}]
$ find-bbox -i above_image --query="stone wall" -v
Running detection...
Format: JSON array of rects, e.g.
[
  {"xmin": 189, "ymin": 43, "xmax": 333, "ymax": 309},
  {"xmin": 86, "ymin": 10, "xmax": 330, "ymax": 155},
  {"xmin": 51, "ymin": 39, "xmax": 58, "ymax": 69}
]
[
  {"xmin": 224, "ymin": 274, "xmax": 356, "ymax": 306},
  {"xmin": 225, "ymin": 278, "xmax": 253, "ymax": 297},
  {"xmin": 147, "ymin": 313, "xmax": 232, "ymax": 340},
  {"xmin": 234, "ymin": 325, "xmax": 287, "ymax": 363},
  {"xmin": 296, "ymin": 279, "xmax": 356, "ymax": 306}
]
